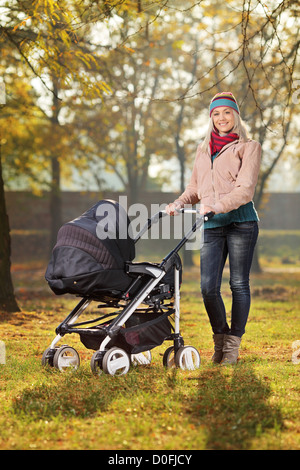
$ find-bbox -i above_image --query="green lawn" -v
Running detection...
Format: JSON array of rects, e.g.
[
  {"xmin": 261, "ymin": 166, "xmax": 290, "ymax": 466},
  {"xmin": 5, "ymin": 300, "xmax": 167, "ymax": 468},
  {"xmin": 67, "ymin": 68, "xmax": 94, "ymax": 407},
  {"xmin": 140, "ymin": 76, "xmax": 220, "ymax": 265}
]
[{"xmin": 0, "ymin": 259, "xmax": 299, "ymax": 450}]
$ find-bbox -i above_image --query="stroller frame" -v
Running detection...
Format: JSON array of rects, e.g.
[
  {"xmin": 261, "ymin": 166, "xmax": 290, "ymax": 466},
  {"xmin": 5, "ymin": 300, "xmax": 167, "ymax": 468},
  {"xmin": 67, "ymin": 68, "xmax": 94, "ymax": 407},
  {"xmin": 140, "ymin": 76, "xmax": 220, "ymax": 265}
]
[{"xmin": 42, "ymin": 209, "xmax": 213, "ymax": 375}]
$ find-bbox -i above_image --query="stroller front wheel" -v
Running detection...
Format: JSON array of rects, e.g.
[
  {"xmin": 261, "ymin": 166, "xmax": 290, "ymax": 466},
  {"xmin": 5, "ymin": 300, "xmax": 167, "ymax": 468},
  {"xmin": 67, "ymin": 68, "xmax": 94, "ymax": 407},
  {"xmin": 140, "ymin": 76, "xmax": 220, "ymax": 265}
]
[
  {"xmin": 53, "ymin": 346, "xmax": 80, "ymax": 372},
  {"xmin": 102, "ymin": 347, "xmax": 130, "ymax": 376},
  {"xmin": 175, "ymin": 346, "xmax": 201, "ymax": 370}
]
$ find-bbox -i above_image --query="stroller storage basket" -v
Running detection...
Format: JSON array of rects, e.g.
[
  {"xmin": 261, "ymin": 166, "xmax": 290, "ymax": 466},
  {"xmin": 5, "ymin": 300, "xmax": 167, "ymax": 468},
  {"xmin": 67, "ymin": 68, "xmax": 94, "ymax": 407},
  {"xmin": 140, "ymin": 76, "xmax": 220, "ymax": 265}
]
[
  {"xmin": 116, "ymin": 312, "xmax": 172, "ymax": 354},
  {"xmin": 79, "ymin": 312, "xmax": 172, "ymax": 355},
  {"xmin": 79, "ymin": 325, "xmax": 110, "ymax": 351}
]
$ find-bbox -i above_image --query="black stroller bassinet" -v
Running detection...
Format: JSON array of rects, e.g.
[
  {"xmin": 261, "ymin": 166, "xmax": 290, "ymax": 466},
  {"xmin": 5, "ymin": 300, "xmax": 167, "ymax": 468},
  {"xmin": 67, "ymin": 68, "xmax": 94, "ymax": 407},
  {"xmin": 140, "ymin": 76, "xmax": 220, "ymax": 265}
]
[
  {"xmin": 45, "ymin": 199, "xmax": 136, "ymax": 297},
  {"xmin": 43, "ymin": 199, "xmax": 213, "ymax": 376}
]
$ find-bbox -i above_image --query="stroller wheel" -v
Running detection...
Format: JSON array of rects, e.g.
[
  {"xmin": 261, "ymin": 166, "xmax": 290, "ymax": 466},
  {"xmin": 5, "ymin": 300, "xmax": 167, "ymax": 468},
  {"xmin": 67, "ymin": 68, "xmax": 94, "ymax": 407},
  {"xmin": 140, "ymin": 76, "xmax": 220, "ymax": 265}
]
[
  {"xmin": 41, "ymin": 347, "xmax": 56, "ymax": 367},
  {"xmin": 175, "ymin": 346, "xmax": 201, "ymax": 370},
  {"xmin": 53, "ymin": 346, "xmax": 80, "ymax": 372},
  {"xmin": 102, "ymin": 347, "xmax": 130, "ymax": 376},
  {"xmin": 90, "ymin": 351, "xmax": 105, "ymax": 375},
  {"xmin": 131, "ymin": 350, "xmax": 152, "ymax": 366},
  {"xmin": 163, "ymin": 346, "xmax": 176, "ymax": 368}
]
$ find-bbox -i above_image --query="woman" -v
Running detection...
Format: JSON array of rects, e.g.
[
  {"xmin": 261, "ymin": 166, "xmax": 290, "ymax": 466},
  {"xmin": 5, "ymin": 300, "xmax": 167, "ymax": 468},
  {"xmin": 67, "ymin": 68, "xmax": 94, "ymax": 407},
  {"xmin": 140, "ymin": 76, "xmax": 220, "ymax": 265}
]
[{"xmin": 166, "ymin": 92, "xmax": 261, "ymax": 365}]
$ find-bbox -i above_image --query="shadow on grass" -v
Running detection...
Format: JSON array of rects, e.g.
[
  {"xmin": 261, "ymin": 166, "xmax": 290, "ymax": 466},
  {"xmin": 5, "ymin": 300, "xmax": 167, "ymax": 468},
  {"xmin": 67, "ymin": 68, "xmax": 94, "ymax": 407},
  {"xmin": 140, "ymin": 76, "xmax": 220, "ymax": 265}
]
[
  {"xmin": 184, "ymin": 362, "xmax": 283, "ymax": 450},
  {"xmin": 11, "ymin": 367, "xmax": 124, "ymax": 420},
  {"xmin": 11, "ymin": 361, "xmax": 283, "ymax": 450}
]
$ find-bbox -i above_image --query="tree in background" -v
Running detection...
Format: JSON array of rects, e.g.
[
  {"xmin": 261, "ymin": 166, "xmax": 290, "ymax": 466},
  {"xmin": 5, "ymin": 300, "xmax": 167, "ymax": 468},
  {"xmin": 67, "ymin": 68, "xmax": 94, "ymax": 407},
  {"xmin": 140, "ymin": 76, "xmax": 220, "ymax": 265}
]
[
  {"xmin": 1, "ymin": 0, "xmax": 171, "ymax": 250},
  {"xmin": 0, "ymin": 0, "xmax": 148, "ymax": 312},
  {"xmin": 0, "ymin": 0, "xmax": 299, "ymax": 311},
  {"xmin": 76, "ymin": 6, "xmax": 203, "ymax": 202},
  {"xmin": 0, "ymin": 83, "xmax": 20, "ymax": 312}
]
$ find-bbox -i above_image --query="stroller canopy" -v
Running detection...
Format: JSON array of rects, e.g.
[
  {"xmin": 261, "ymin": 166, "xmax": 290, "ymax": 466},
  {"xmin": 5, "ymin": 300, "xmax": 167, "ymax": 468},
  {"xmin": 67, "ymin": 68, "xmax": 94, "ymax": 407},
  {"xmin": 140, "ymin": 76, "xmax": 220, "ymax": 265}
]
[{"xmin": 45, "ymin": 200, "xmax": 135, "ymax": 297}]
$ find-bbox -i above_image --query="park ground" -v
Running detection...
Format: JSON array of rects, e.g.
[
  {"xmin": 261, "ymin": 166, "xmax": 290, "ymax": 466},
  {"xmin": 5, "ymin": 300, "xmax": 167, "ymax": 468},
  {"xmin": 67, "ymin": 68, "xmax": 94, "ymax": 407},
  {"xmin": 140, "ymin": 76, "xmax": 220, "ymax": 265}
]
[{"xmin": 0, "ymin": 230, "xmax": 299, "ymax": 450}]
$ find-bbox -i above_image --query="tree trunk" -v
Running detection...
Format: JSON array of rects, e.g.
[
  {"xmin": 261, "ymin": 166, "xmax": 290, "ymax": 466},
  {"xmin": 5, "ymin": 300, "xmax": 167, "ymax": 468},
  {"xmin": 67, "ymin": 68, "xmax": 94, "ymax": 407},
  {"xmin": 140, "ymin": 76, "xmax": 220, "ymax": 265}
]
[
  {"xmin": 173, "ymin": 46, "xmax": 198, "ymax": 268},
  {"xmin": 0, "ymin": 152, "xmax": 20, "ymax": 313},
  {"xmin": 49, "ymin": 78, "xmax": 62, "ymax": 252},
  {"xmin": 49, "ymin": 155, "xmax": 62, "ymax": 251},
  {"xmin": 175, "ymin": 136, "xmax": 194, "ymax": 267}
]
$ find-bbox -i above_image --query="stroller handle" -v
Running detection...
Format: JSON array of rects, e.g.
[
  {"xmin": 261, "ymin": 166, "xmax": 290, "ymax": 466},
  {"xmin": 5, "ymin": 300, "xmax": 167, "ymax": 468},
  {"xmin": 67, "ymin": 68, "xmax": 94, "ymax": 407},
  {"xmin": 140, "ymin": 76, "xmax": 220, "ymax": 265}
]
[
  {"xmin": 134, "ymin": 208, "xmax": 214, "ymax": 243},
  {"xmin": 175, "ymin": 208, "xmax": 215, "ymax": 221}
]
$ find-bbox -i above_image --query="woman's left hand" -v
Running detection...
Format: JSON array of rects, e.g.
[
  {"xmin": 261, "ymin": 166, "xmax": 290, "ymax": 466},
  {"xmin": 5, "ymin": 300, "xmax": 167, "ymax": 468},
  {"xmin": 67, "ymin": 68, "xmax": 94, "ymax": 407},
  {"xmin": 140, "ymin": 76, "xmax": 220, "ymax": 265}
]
[{"xmin": 199, "ymin": 204, "xmax": 215, "ymax": 215}]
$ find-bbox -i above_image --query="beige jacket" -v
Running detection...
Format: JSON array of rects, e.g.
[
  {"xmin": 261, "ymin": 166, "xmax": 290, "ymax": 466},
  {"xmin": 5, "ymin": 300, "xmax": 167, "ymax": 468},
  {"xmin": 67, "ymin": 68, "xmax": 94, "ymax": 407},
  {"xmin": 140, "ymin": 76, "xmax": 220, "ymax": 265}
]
[{"xmin": 175, "ymin": 139, "xmax": 261, "ymax": 214}]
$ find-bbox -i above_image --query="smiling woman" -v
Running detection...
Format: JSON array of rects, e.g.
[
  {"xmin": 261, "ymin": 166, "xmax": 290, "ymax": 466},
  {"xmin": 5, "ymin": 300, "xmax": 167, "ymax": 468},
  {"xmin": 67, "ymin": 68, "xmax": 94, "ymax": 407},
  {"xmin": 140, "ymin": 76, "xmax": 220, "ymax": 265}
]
[
  {"xmin": 211, "ymin": 107, "xmax": 235, "ymax": 135},
  {"xmin": 165, "ymin": 91, "xmax": 261, "ymax": 366}
]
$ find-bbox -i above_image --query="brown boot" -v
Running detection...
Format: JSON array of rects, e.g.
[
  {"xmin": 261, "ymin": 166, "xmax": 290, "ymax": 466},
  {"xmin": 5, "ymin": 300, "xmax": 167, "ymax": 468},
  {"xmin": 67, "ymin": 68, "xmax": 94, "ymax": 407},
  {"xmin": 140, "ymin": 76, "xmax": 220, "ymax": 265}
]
[
  {"xmin": 211, "ymin": 334, "xmax": 225, "ymax": 364},
  {"xmin": 221, "ymin": 334, "xmax": 241, "ymax": 365}
]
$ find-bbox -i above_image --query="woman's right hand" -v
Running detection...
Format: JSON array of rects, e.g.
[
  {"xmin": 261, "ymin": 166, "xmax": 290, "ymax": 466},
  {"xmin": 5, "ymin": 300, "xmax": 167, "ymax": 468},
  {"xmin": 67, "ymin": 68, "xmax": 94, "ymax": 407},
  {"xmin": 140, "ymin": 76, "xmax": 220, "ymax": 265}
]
[{"xmin": 165, "ymin": 202, "xmax": 183, "ymax": 216}]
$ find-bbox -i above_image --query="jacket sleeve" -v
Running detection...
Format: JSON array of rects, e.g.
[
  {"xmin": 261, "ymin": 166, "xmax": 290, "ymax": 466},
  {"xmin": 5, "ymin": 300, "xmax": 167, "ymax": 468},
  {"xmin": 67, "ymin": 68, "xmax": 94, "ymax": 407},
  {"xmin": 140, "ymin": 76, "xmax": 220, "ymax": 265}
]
[
  {"xmin": 174, "ymin": 145, "xmax": 201, "ymax": 207},
  {"xmin": 213, "ymin": 140, "xmax": 262, "ymax": 214}
]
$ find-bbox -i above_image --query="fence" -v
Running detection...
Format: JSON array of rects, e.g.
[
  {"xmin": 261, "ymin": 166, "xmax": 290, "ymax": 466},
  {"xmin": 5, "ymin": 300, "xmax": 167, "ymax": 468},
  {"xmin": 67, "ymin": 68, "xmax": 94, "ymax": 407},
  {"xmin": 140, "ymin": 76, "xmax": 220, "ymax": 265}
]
[{"xmin": 5, "ymin": 190, "xmax": 300, "ymax": 262}]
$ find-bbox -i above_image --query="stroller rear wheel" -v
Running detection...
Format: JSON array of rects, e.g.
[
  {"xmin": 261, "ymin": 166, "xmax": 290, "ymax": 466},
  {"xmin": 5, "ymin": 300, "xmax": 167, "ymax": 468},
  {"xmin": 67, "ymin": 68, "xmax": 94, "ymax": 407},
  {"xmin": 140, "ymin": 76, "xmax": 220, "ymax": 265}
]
[
  {"xmin": 53, "ymin": 346, "xmax": 80, "ymax": 372},
  {"xmin": 175, "ymin": 346, "xmax": 200, "ymax": 370},
  {"xmin": 102, "ymin": 347, "xmax": 130, "ymax": 376}
]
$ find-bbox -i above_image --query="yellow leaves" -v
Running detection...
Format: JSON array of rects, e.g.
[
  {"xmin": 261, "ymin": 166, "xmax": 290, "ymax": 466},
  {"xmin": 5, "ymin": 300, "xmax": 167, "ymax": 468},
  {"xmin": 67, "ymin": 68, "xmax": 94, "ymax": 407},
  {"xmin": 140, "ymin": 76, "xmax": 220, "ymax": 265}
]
[
  {"xmin": 58, "ymin": 29, "xmax": 72, "ymax": 48},
  {"xmin": 30, "ymin": 186, "xmax": 44, "ymax": 197},
  {"xmin": 95, "ymin": 81, "xmax": 112, "ymax": 96},
  {"xmin": 12, "ymin": 16, "xmax": 32, "ymax": 32},
  {"xmin": 33, "ymin": 0, "xmax": 68, "ymax": 21},
  {"xmin": 74, "ymin": 50, "xmax": 98, "ymax": 70},
  {"xmin": 33, "ymin": 0, "xmax": 54, "ymax": 15},
  {"xmin": 172, "ymin": 40, "xmax": 184, "ymax": 50},
  {"xmin": 31, "ymin": 0, "xmax": 77, "ymax": 47},
  {"xmin": 123, "ymin": 45, "xmax": 136, "ymax": 54},
  {"xmin": 5, "ymin": 0, "xmax": 117, "ymax": 104},
  {"xmin": 67, "ymin": 72, "xmax": 111, "ymax": 101},
  {"xmin": 49, "ymin": 11, "xmax": 63, "ymax": 25}
]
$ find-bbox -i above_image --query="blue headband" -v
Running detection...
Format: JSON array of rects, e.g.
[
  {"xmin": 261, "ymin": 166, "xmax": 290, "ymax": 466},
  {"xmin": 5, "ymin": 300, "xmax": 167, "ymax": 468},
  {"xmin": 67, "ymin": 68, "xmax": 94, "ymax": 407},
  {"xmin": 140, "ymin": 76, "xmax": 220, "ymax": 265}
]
[{"xmin": 209, "ymin": 98, "xmax": 239, "ymax": 116}]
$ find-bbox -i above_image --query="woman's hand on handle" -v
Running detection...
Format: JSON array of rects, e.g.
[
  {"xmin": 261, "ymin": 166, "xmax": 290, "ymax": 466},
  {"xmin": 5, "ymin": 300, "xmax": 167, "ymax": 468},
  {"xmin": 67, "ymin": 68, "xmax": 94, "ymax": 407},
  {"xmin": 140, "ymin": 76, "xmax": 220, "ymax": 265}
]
[
  {"xmin": 165, "ymin": 201, "xmax": 184, "ymax": 216},
  {"xmin": 199, "ymin": 204, "xmax": 216, "ymax": 215},
  {"xmin": 166, "ymin": 202, "xmax": 216, "ymax": 217}
]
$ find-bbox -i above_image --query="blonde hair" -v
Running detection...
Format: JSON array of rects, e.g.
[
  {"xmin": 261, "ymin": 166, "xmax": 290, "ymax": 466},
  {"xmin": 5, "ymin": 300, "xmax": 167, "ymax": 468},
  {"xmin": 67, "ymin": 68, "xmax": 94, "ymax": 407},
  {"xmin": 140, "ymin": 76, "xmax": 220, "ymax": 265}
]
[{"xmin": 200, "ymin": 110, "xmax": 250, "ymax": 153}]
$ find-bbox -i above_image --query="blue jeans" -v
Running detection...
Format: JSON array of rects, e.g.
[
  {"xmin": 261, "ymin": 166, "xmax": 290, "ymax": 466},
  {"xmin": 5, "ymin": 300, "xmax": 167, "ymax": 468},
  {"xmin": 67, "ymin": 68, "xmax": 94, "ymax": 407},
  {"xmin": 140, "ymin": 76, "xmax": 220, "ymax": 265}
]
[{"xmin": 200, "ymin": 221, "xmax": 259, "ymax": 338}]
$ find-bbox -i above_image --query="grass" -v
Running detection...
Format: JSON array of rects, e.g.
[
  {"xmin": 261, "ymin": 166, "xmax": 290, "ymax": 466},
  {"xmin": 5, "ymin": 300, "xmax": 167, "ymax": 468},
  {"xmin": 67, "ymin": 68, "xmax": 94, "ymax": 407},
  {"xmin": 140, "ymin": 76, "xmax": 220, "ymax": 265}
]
[{"xmin": 0, "ymin": 253, "xmax": 299, "ymax": 451}]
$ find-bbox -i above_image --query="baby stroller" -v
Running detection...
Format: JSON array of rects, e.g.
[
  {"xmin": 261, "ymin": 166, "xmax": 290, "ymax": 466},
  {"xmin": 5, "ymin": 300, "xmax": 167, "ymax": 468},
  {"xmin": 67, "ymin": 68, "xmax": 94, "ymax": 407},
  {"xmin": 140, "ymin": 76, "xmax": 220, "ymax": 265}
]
[{"xmin": 43, "ymin": 199, "xmax": 213, "ymax": 376}]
